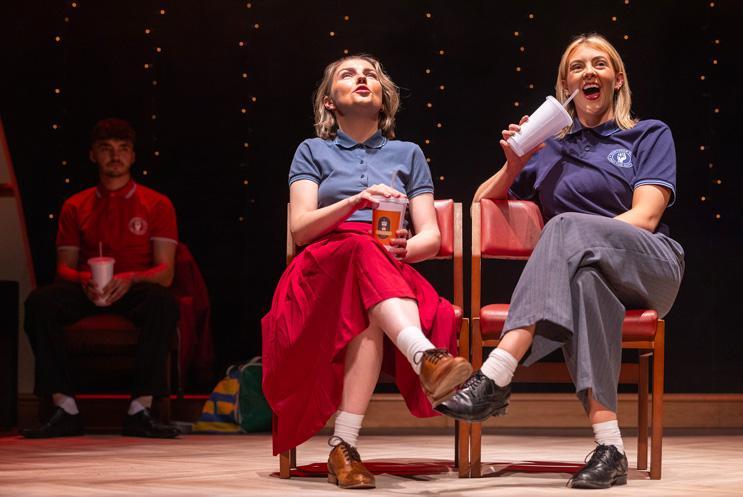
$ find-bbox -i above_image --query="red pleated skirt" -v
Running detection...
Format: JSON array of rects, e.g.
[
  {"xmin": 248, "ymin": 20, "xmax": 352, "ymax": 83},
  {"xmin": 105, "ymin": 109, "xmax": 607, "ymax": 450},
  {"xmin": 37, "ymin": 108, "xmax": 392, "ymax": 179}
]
[{"xmin": 261, "ymin": 223, "xmax": 457, "ymax": 455}]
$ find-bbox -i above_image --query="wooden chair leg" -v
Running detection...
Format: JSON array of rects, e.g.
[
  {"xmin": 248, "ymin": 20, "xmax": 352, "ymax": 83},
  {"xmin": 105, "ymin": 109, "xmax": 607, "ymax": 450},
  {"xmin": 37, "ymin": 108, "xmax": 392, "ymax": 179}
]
[
  {"xmin": 650, "ymin": 321, "xmax": 665, "ymax": 480},
  {"xmin": 637, "ymin": 351, "xmax": 650, "ymax": 470},
  {"xmin": 456, "ymin": 317, "xmax": 471, "ymax": 477},
  {"xmin": 290, "ymin": 447, "xmax": 297, "ymax": 468},
  {"xmin": 470, "ymin": 422, "xmax": 482, "ymax": 478},
  {"xmin": 469, "ymin": 317, "xmax": 483, "ymax": 478},
  {"xmin": 279, "ymin": 450, "xmax": 292, "ymax": 479},
  {"xmin": 457, "ymin": 420, "xmax": 470, "ymax": 477}
]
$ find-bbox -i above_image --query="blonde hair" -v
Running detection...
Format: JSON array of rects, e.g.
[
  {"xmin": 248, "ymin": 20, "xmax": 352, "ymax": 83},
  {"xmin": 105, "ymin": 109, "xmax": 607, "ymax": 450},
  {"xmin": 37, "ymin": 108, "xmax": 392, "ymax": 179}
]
[
  {"xmin": 313, "ymin": 54, "xmax": 400, "ymax": 140},
  {"xmin": 555, "ymin": 33, "xmax": 637, "ymax": 138}
]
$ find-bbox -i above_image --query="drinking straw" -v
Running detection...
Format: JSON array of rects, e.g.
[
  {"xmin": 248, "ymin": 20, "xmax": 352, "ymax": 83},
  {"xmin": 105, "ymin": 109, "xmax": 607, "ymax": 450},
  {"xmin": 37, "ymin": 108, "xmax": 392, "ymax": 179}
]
[{"xmin": 564, "ymin": 89, "xmax": 579, "ymax": 107}]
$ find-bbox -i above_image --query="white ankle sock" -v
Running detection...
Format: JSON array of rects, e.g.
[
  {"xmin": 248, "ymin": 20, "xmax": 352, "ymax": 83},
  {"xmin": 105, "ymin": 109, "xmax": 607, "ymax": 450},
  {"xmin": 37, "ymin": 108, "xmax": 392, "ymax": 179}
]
[
  {"xmin": 394, "ymin": 326, "xmax": 435, "ymax": 375},
  {"xmin": 52, "ymin": 394, "xmax": 79, "ymax": 415},
  {"xmin": 480, "ymin": 348, "xmax": 519, "ymax": 387},
  {"xmin": 333, "ymin": 411, "xmax": 364, "ymax": 447},
  {"xmin": 127, "ymin": 398, "xmax": 149, "ymax": 416},
  {"xmin": 592, "ymin": 419, "xmax": 625, "ymax": 454}
]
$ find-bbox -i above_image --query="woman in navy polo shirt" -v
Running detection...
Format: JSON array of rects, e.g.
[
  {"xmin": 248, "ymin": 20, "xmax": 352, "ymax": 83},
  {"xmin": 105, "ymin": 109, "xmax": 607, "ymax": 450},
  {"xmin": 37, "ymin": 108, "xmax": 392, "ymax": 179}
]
[
  {"xmin": 261, "ymin": 54, "xmax": 472, "ymax": 489},
  {"xmin": 438, "ymin": 34, "xmax": 684, "ymax": 489}
]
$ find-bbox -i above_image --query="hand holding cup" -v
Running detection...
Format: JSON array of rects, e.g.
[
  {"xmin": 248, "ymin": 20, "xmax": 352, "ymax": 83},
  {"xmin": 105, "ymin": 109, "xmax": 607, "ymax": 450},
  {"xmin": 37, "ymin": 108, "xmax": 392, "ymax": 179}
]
[
  {"xmin": 387, "ymin": 228, "xmax": 410, "ymax": 260},
  {"xmin": 500, "ymin": 115, "xmax": 545, "ymax": 173},
  {"xmin": 349, "ymin": 183, "xmax": 406, "ymax": 211},
  {"xmin": 87, "ymin": 257, "xmax": 115, "ymax": 306}
]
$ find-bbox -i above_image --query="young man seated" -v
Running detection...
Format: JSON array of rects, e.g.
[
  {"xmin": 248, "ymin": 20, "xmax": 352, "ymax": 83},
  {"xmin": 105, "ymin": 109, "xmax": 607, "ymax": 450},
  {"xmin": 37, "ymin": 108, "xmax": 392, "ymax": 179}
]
[{"xmin": 22, "ymin": 118, "xmax": 180, "ymax": 439}]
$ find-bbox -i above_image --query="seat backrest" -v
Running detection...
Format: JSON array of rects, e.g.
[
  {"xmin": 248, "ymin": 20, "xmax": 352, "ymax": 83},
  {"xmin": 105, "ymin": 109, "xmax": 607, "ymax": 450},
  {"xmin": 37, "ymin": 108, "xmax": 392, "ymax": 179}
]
[
  {"xmin": 286, "ymin": 199, "xmax": 463, "ymax": 308},
  {"xmin": 479, "ymin": 199, "xmax": 544, "ymax": 260},
  {"xmin": 471, "ymin": 199, "xmax": 543, "ymax": 316}
]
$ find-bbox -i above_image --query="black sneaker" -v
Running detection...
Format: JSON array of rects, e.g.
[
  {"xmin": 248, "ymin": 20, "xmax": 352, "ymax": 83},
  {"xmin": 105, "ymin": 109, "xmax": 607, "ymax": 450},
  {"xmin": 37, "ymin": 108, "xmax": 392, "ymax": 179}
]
[
  {"xmin": 21, "ymin": 407, "xmax": 85, "ymax": 439},
  {"xmin": 434, "ymin": 370, "xmax": 510, "ymax": 422},
  {"xmin": 122, "ymin": 408, "xmax": 179, "ymax": 439},
  {"xmin": 567, "ymin": 444, "xmax": 628, "ymax": 489}
]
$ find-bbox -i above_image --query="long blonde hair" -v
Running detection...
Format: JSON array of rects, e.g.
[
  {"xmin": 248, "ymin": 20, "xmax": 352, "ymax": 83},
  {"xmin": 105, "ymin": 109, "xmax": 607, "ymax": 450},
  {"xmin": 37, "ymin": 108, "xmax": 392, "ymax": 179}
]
[
  {"xmin": 313, "ymin": 54, "xmax": 400, "ymax": 140},
  {"xmin": 555, "ymin": 33, "xmax": 637, "ymax": 138}
]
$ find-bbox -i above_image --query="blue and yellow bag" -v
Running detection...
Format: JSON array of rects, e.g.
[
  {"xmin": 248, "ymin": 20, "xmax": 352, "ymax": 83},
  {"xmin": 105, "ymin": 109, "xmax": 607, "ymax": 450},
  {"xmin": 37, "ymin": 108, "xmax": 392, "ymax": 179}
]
[{"xmin": 193, "ymin": 357, "xmax": 272, "ymax": 433}]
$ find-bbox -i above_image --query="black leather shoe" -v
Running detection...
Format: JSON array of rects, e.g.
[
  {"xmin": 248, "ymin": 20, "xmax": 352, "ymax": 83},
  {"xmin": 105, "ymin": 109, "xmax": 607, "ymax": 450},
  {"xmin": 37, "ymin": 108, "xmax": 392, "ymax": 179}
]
[
  {"xmin": 567, "ymin": 444, "xmax": 628, "ymax": 489},
  {"xmin": 122, "ymin": 408, "xmax": 179, "ymax": 439},
  {"xmin": 21, "ymin": 407, "xmax": 84, "ymax": 439},
  {"xmin": 434, "ymin": 370, "xmax": 510, "ymax": 422}
]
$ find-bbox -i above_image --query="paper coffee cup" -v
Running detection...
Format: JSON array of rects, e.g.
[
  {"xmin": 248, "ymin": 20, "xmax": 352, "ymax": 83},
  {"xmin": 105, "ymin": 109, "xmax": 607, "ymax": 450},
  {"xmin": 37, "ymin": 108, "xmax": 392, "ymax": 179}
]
[
  {"xmin": 371, "ymin": 195, "xmax": 408, "ymax": 248},
  {"xmin": 507, "ymin": 95, "xmax": 573, "ymax": 157},
  {"xmin": 88, "ymin": 257, "xmax": 115, "ymax": 306}
]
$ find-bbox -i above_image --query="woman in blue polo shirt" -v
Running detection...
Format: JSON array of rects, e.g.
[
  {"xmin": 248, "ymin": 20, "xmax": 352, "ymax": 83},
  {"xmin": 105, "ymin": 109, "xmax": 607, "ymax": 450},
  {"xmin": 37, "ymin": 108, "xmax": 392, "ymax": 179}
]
[
  {"xmin": 438, "ymin": 34, "xmax": 684, "ymax": 489},
  {"xmin": 261, "ymin": 55, "xmax": 471, "ymax": 489}
]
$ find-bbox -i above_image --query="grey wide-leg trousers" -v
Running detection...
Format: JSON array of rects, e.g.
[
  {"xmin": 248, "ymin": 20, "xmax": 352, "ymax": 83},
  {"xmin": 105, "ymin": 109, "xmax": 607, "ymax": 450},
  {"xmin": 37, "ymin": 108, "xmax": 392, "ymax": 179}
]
[{"xmin": 501, "ymin": 212, "xmax": 685, "ymax": 413}]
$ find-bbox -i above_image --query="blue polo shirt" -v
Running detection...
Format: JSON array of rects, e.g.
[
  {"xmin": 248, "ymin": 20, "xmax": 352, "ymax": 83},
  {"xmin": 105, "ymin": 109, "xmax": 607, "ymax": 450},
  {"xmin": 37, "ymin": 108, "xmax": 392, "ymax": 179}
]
[
  {"xmin": 509, "ymin": 118, "xmax": 676, "ymax": 234},
  {"xmin": 289, "ymin": 129, "xmax": 434, "ymax": 223}
]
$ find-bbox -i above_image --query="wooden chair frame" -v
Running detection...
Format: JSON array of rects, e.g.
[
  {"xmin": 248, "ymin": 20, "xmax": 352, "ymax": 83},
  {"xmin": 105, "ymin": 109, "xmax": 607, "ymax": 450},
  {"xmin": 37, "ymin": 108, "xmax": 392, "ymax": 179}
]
[
  {"xmin": 469, "ymin": 200, "xmax": 664, "ymax": 479},
  {"xmin": 277, "ymin": 200, "xmax": 471, "ymax": 478}
]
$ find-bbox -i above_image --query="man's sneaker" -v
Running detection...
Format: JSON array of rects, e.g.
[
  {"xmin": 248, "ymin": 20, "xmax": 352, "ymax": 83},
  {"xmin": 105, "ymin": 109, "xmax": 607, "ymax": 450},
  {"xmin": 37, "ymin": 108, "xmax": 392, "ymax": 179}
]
[{"xmin": 21, "ymin": 407, "xmax": 84, "ymax": 439}]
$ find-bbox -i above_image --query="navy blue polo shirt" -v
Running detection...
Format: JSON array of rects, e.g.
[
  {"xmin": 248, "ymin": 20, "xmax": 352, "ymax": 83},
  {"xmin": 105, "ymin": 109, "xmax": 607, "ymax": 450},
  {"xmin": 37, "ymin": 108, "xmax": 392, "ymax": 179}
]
[
  {"xmin": 509, "ymin": 118, "xmax": 676, "ymax": 233},
  {"xmin": 289, "ymin": 129, "xmax": 434, "ymax": 223}
]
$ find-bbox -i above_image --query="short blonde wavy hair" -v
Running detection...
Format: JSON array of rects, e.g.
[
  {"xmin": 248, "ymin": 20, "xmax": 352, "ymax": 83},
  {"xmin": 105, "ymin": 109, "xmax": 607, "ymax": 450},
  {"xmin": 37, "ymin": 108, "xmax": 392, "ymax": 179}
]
[
  {"xmin": 555, "ymin": 33, "xmax": 637, "ymax": 138},
  {"xmin": 313, "ymin": 54, "xmax": 400, "ymax": 140}
]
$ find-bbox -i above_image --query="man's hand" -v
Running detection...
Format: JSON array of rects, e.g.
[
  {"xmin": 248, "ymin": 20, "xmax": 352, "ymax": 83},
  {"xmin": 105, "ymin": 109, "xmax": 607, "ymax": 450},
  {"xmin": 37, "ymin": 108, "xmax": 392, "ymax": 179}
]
[
  {"xmin": 388, "ymin": 228, "xmax": 410, "ymax": 261},
  {"xmin": 80, "ymin": 271, "xmax": 102, "ymax": 303},
  {"xmin": 100, "ymin": 272, "xmax": 135, "ymax": 305}
]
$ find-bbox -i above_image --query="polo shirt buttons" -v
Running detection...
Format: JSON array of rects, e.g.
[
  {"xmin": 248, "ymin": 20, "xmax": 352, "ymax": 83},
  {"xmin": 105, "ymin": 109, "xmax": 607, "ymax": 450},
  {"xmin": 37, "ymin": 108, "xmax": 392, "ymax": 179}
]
[
  {"xmin": 584, "ymin": 145, "xmax": 592, "ymax": 151},
  {"xmin": 360, "ymin": 159, "xmax": 364, "ymax": 164},
  {"xmin": 360, "ymin": 174, "xmax": 365, "ymax": 178}
]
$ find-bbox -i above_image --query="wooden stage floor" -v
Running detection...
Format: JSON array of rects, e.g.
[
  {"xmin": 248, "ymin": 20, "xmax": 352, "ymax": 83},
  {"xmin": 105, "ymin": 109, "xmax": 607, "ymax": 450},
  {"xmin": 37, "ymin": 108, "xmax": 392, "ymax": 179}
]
[{"xmin": 1, "ymin": 432, "xmax": 742, "ymax": 496}]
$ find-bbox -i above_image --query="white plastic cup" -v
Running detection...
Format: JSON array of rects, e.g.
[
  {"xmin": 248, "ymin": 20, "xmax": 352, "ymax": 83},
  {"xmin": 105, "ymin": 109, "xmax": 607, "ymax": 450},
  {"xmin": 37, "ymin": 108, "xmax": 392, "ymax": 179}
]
[
  {"xmin": 507, "ymin": 96, "xmax": 573, "ymax": 157},
  {"xmin": 87, "ymin": 257, "xmax": 115, "ymax": 306},
  {"xmin": 371, "ymin": 196, "xmax": 408, "ymax": 249}
]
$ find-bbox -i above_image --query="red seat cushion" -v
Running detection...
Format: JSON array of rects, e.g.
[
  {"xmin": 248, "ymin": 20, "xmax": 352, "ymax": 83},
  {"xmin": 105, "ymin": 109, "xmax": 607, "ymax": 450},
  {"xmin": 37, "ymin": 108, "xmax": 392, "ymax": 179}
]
[
  {"xmin": 64, "ymin": 314, "xmax": 138, "ymax": 332},
  {"xmin": 480, "ymin": 304, "xmax": 658, "ymax": 341}
]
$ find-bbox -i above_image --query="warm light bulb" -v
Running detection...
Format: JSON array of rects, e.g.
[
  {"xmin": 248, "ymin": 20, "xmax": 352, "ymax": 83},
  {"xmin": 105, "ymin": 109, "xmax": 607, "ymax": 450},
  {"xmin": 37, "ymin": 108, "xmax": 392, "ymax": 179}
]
[{"xmin": 329, "ymin": 31, "xmax": 335, "ymax": 37}]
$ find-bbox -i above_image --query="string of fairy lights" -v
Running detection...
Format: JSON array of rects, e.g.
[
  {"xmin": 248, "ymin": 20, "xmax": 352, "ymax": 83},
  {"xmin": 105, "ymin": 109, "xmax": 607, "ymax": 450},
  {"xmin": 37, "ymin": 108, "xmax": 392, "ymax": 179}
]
[
  {"xmin": 421, "ymin": 9, "xmax": 447, "ymax": 184},
  {"xmin": 237, "ymin": 1, "xmax": 260, "ymax": 223},
  {"xmin": 48, "ymin": 1, "xmax": 82, "ymax": 222},
  {"xmin": 42, "ymin": 2, "xmax": 727, "ymax": 227},
  {"xmin": 699, "ymin": 1, "xmax": 722, "ymax": 221},
  {"xmin": 141, "ymin": 4, "xmax": 170, "ymax": 179}
]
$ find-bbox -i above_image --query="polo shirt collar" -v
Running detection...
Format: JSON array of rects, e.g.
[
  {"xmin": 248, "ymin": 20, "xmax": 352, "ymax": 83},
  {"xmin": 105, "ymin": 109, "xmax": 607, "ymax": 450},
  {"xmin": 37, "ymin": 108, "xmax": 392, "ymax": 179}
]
[
  {"xmin": 334, "ymin": 129, "xmax": 387, "ymax": 149},
  {"xmin": 567, "ymin": 118, "xmax": 621, "ymax": 137},
  {"xmin": 96, "ymin": 179, "xmax": 137, "ymax": 199}
]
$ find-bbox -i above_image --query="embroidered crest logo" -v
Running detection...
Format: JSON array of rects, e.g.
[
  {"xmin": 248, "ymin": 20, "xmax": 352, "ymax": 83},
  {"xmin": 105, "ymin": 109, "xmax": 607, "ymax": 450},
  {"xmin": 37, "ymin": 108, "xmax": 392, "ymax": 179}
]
[
  {"xmin": 607, "ymin": 149, "xmax": 633, "ymax": 168},
  {"xmin": 129, "ymin": 217, "xmax": 148, "ymax": 235}
]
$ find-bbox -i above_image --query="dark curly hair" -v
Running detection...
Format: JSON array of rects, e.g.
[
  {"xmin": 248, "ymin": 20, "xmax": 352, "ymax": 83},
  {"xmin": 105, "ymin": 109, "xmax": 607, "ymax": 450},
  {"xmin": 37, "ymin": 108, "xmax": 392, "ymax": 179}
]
[{"xmin": 90, "ymin": 118, "xmax": 136, "ymax": 146}]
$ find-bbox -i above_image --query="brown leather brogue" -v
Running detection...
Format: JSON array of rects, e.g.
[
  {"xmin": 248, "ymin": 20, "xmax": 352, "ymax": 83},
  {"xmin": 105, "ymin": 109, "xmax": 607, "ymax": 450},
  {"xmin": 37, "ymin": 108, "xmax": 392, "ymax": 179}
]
[
  {"xmin": 327, "ymin": 438, "xmax": 375, "ymax": 489},
  {"xmin": 416, "ymin": 348, "xmax": 473, "ymax": 407}
]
